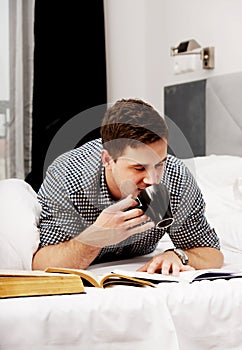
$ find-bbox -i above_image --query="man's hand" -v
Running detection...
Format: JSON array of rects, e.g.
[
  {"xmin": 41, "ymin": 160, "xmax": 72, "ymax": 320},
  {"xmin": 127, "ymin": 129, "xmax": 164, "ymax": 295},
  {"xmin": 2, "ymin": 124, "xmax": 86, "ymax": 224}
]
[
  {"xmin": 138, "ymin": 250, "xmax": 195, "ymax": 276},
  {"xmin": 75, "ymin": 195, "xmax": 155, "ymax": 247}
]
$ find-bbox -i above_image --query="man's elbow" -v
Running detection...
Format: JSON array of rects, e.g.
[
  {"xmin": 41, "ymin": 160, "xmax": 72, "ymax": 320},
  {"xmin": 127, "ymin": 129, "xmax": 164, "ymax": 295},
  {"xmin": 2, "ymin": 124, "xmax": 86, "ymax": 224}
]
[
  {"xmin": 215, "ymin": 248, "xmax": 224, "ymax": 268},
  {"xmin": 32, "ymin": 246, "xmax": 50, "ymax": 270},
  {"xmin": 208, "ymin": 247, "xmax": 224, "ymax": 268}
]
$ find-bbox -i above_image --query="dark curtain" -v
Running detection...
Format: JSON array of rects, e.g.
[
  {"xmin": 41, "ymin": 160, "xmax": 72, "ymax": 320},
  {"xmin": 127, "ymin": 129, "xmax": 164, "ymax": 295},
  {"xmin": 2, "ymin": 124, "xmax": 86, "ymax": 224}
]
[{"xmin": 26, "ymin": 0, "xmax": 107, "ymax": 192}]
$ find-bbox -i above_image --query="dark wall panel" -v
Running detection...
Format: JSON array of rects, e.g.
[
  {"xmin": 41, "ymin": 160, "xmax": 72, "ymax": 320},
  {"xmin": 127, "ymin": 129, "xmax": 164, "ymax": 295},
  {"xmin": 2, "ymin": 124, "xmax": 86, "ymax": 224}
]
[
  {"xmin": 164, "ymin": 79, "xmax": 206, "ymax": 158},
  {"xmin": 26, "ymin": 0, "xmax": 107, "ymax": 191}
]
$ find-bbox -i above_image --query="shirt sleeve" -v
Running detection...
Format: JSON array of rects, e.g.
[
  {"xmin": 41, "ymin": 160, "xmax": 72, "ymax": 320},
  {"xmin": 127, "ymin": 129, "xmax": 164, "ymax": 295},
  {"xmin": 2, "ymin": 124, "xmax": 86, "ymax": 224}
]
[
  {"xmin": 168, "ymin": 163, "xmax": 221, "ymax": 250},
  {"xmin": 37, "ymin": 165, "xmax": 85, "ymax": 247}
]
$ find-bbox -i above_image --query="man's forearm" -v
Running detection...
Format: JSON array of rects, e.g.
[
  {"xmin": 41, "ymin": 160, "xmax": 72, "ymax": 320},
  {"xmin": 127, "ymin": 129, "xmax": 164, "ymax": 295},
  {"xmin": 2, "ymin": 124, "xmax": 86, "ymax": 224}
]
[
  {"xmin": 32, "ymin": 238, "xmax": 101, "ymax": 270},
  {"xmin": 185, "ymin": 247, "xmax": 224, "ymax": 269}
]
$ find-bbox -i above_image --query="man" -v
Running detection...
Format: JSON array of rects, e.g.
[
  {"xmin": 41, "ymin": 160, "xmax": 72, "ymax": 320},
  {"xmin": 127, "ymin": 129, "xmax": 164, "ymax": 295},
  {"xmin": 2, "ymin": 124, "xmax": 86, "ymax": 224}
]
[{"xmin": 33, "ymin": 99, "xmax": 223, "ymax": 274}]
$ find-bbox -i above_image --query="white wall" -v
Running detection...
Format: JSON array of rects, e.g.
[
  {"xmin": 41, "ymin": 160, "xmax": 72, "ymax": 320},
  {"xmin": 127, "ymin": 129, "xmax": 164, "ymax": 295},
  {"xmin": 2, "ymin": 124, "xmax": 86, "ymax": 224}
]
[
  {"xmin": 104, "ymin": 0, "xmax": 242, "ymax": 113},
  {"xmin": 0, "ymin": 0, "xmax": 9, "ymax": 100},
  {"xmin": 104, "ymin": 0, "xmax": 147, "ymax": 104}
]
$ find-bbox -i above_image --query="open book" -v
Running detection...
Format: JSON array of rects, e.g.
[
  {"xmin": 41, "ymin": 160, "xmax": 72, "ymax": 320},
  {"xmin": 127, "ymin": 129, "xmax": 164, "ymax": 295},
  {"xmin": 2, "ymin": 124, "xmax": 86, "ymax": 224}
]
[
  {"xmin": 0, "ymin": 269, "xmax": 85, "ymax": 298},
  {"xmin": 110, "ymin": 268, "xmax": 242, "ymax": 284},
  {"xmin": 46, "ymin": 266, "xmax": 242, "ymax": 287},
  {"xmin": 45, "ymin": 267, "xmax": 156, "ymax": 288}
]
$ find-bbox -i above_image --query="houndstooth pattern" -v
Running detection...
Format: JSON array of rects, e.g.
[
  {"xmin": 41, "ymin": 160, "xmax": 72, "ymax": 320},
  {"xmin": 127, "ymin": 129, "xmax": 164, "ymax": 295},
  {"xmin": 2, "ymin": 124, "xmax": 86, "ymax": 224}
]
[{"xmin": 38, "ymin": 138, "xmax": 220, "ymax": 264}]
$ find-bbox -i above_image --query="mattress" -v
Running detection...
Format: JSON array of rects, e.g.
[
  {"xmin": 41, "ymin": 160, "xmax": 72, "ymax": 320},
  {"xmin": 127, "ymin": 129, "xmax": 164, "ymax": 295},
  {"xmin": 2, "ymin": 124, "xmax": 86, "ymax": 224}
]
[{"xmin": 0, "ymin": 154, "xmax": 242, "ymax": 349}]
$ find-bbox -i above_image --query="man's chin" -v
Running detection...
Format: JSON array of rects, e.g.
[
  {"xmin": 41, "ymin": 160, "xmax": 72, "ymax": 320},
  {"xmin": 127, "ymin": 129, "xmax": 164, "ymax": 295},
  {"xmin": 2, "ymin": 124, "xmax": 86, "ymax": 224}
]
[
  {"xmin": 121, "ymin": 190, "xmax": 137, "ymax": 199},
  {"xmin": 120, "ymin": 181, "xmax": 138, "ymax": 198},
  {"xmin": 133, "ymin": 188, "xmax": 146, "ymax": 198}
]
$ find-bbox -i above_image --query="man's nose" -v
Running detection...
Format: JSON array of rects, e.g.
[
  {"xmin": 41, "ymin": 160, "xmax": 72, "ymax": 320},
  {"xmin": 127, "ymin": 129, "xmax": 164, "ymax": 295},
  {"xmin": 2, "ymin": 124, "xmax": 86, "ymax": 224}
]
[{"xmin": 143, "ymin": 169, "xmax": 160, "ymax": 185}]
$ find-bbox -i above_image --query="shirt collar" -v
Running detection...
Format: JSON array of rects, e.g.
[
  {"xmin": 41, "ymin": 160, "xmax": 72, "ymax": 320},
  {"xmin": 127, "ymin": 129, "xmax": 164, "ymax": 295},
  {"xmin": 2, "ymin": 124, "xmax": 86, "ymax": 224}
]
[{"xmin": 97, "ymin": 165, "xmax": 115, "ymax": 209}]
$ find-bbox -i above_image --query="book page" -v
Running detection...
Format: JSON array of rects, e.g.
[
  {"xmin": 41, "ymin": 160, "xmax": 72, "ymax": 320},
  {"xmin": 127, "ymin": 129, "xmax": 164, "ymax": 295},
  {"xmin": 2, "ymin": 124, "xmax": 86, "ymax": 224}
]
[
  {"xmin": 45, "ymin": 267, "xmax": 104, "ymax": 287},
  {"xmin": 111, "ymin": 269, "xmax": 181, "ymax": 282},
  {"xmin": 100, "ymin": 273, "xmax": 156, "ymax": 288},
  {"xmin": 0, "ymin": 269, "xmax": 75, "ymax": 277},
  {"xmin": 45, "ymin": 267, "xmax": 155, "ymax": 288},
  {"xmin": 111, "ymin": 268, "xmax": 242, "ymax": 283}
]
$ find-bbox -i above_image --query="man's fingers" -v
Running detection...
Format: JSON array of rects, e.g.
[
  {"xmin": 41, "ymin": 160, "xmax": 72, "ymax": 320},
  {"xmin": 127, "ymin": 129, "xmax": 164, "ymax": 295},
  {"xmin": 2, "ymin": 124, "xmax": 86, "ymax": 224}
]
[
  {"xmin": 110, "ymin": 194, "xmax": 138, "ymax": 212},
  {"xmin": 137, "ymin": 261, "xmax": 149, "ymax": 272},
  {"xmin": 123, "ymin": 213, "xmax": 149, "ymax": 228},
  {"xmin": 160, "ymin": 261, "xmax": 172, "ymax": 275},
  {"xmin": 127, "ymin": 220, "xmax": 155, "ymax": 235},
  {"xmin": 180, "ymin": 264, "xmax": 195, "ymax": 272},
  {"xmin": 123, "ymin": 208, "xmax": 144, "ymax": 221},
  {"xmin": 137, "ymin": 253, "xmax": 196, "ymax": 275},
  {"xmin": 168, "ymin": 263, "xmax": 180, "ymax": 276}
]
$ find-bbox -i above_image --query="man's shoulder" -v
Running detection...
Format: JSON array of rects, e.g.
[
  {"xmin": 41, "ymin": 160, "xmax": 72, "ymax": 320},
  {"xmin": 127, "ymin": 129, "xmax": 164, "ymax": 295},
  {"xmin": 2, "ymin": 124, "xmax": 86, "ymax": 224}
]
[
  {"xmin": 163, "ymin": 155, "xmax": 195, "ymax": 194},
  {"xmin": 49, "ymin": 138, "xmax": 102, "ymax": 168},
  {"xmin": 45, "ymin": 138, "xmax": 103, "ymax": 191},
  {"xmin": 165, "ymin": 154, "xmax": 189, "ymax": 176}
]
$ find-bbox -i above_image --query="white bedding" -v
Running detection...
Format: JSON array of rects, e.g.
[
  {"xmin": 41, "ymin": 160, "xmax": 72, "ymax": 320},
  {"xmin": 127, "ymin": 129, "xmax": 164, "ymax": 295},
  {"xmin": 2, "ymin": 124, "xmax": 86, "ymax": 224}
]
[
  {"xmin": 1, "ymin": 259, "xmax": 242, "ymax": 350},
  {"xmin": 183, "ymin": 154, "xmax": 242, "ymax": 265},
  {"xmin": 0, "ymin": 288, "xmax": 179, "ymax": 350},
  {"xmin": 0, "ymin": 155, "xmax": 242, "ymax": 350}
]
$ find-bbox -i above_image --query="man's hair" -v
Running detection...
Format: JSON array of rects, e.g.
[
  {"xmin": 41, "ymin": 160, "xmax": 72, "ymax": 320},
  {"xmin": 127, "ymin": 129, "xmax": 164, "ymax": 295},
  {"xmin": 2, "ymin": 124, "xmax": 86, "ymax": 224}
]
[{"xmin": 100, "ymin": 98, "xmax": 168, "ymax": 159}]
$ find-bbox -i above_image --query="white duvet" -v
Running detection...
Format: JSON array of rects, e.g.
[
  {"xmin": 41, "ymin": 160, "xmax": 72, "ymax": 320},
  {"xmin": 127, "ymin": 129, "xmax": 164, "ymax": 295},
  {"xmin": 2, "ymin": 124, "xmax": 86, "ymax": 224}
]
[
  {"xmin": 0, "ymin": 155, "xmax": 242, "ymax": 350},
  {"xmin": 183, "ymin": 154, "xmax": 242, "ymax": 265}
]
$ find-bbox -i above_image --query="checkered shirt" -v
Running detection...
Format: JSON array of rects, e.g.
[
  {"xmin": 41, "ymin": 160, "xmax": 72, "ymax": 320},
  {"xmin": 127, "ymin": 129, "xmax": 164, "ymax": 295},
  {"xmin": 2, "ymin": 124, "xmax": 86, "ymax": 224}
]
[{"xmin": 38, "ymin": 138, "xmax": 220, "ymax": 264}]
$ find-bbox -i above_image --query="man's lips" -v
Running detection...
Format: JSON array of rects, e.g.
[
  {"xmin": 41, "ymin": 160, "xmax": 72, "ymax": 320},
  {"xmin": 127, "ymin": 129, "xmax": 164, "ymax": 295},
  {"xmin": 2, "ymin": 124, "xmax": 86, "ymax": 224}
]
[
  {"xmin": 135, "ymin": 187, "xmax": 148, "ymax": 195},
  {"xmin": 137, "ymin": 186, "xmax": 149, "ymax": 192}
]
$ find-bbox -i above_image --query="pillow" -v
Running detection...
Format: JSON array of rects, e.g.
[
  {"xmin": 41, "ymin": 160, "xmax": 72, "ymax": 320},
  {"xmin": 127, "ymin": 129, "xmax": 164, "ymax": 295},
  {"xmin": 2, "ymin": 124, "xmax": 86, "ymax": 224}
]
[
  {"xmin": 0, "ymin": 178, "xmax": 41, "ymax": 270},
  {"xmin": 183, "ymin": 155, "xmax": 242, "ymax": 265}
]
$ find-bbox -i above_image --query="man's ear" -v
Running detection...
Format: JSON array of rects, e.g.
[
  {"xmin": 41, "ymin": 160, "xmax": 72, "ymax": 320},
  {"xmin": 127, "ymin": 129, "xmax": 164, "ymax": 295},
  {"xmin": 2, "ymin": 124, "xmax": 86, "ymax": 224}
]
[{"xmin": 101, "ymin": 149, "xmax": 113, "ymax": 167}]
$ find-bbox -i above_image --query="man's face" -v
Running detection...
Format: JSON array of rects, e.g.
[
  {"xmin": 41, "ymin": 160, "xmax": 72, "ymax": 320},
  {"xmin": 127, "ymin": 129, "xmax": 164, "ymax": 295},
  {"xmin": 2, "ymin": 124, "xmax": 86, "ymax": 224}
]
[{"xmin": 102, "ymin": 139, "xmax": 167, "ymax": 200}]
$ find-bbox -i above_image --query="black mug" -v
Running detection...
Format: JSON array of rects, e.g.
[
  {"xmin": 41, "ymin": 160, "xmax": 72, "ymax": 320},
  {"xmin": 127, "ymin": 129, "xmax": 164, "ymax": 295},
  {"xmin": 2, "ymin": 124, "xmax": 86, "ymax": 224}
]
[{"xmin": 134, "ymin": 183, "xmax": 174, "ymax": 229}]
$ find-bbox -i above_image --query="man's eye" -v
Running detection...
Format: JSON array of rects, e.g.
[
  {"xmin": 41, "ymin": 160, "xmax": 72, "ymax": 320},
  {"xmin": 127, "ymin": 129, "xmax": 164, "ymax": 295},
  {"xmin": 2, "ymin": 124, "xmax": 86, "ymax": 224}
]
[
  {"xmin": 155, "ymin": 163, "xmax": 164, "ymax": 169},
  {"xmin": 134, "ymin": 167, "xmax": 145, "ymax": 171}
]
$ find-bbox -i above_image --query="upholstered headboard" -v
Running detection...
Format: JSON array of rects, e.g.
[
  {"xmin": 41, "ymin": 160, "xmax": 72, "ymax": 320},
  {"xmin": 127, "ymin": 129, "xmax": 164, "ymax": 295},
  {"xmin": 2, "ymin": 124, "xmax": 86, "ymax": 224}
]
[{"xmin": 164, "ymin": 71, "xmax": 242, "ymax": 158}]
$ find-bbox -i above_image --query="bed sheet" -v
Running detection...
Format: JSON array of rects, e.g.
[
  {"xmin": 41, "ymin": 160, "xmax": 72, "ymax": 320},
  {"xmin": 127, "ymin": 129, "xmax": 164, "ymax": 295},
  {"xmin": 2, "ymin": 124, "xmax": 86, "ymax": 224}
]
[
  {"xmin": 0, "ymin": 286, "xmax": 179, "ymax": 350},
  {"xmin": 1, "ymin": 154, "xmax": 242, "ymax": 349},
  {"xmin": 183, "ymin": 154, "xmax": 242, "ymax": 265},
  {"xmin": 1, "ymin": 257, "xmax": 242, "ymax": 350}
]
